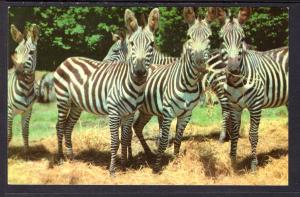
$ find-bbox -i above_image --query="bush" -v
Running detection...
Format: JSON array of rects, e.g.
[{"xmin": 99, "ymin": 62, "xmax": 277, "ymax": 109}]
[{"xmin": 8, "ymin": 7, "xmax": 288, "ymax": 71}]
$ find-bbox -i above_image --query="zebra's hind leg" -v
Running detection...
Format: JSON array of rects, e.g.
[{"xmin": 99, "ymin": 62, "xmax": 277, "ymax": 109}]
[
  {"xmin": 64, "ymin": 105, "xmax": 82, "ymax": 160},
  {"xmin": 21, "ymin": 108, "xmax": 33, "ymax": 160},
  {"xmin": 120, "ymin": 115, "xmax": 134, "ymax": 171},
  {"xmin": 229, "ymin": 109, "xmax": 242, "ymax": 169},
  {"xmin": 133, "ymin": 112, "xmax": 155, "ymax": 160},
  {"xmin": 55, "ymin": 100, "xmax": 70, "ymax": 163},
  {"xmin": 173, "ymin": 113, "xmax": 191, "ymax": 155},
  {"xmin": 153, "ymin": 116, "xmax": 172, "ymax": 174},
  {"xmin": 249, "ymin": 109, "xmax": 262, "ymax": 172}
]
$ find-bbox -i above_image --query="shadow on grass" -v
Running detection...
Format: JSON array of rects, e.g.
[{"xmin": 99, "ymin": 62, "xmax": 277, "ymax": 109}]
[
  {"xmin": 128, "ymin": 151, "xmax": 174, "ymax": 171},
  {"xmin": 235, "ymin": 148, "xmax": 288, "ymax": 174},
  {"xmin": 73, "ymin": 147, "xmax": 174, "ymax": 172},
  {"xmin": 145, "ymin": 130, "xmax": 222, "ymax": 145},
  {"xmin": 75, "ymin": 148, "xmax": 111, "ymax": 169},
  {"xmin": 198, "ymin": 150, "xmax": 219, "ymax": 178},
  {"xmin": 8, "ymin": 144, "xmax": 52, "ymax": 161}
]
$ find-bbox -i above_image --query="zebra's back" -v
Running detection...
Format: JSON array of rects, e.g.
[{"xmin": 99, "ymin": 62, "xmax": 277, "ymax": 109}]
[{"xmin": 54, "ymin": 57, "xmax": 141, "ymax": 115}]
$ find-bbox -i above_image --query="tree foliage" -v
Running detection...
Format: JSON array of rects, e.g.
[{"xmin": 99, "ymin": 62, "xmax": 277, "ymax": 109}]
[{"xmin": 8, "ymin": 7, "xmax": 288, "ymax": 71}]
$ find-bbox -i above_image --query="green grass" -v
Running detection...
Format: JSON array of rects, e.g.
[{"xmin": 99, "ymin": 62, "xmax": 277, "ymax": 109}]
[{"xmin": 10, "ymin": 102, "xmax": 288, "ymax": 142}]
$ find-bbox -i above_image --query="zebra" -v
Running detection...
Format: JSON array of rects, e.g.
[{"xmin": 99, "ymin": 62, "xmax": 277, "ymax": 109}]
[
  {"xmin": 53, "ymin": 8, "xmax": 160, "ymax": 176},
  {"xmin": 217, "ymin": 8, "xmax": 288, "ymax": 171},
  {"xmin": 122, "ymin": 7, "xmax": 217, "ymax": 173},
  {"xmin": 218, "ymin": 46, "xmax": 289, "ymax": 142},
  {"xmin": 36, "ymin": 72, "xmax": 56, "ymax": 103},
  {"xmin": 8, "ymin": 24, "xmax": 39, "ymax": 157}
]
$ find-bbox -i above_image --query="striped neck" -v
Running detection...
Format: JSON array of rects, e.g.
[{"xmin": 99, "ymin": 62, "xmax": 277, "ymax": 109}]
[{"xmin": 178, "ymin": 52, "xmax": 201, "ymax": 88}]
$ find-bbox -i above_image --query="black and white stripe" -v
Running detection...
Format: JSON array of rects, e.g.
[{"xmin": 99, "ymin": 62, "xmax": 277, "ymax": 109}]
[
  {"xmin": 219, "ymin": 16, "xmax": 288, "ymax": 171},
  {"xmin": 53, "ymin": 8, "xmax": 159, "ymax": 176},
  {"xmin": 126, "ymin": 16, "xmax": 213, "ymax": 173},
  {"xmin": 8, "ymin": 24, "xmax": 39, "ymax": 157}
]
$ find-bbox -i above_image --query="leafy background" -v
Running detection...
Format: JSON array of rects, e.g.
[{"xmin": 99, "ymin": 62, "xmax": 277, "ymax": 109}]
[{"xmin": 8, "ymin": 7, "xmax": 288, "ymax": 71}]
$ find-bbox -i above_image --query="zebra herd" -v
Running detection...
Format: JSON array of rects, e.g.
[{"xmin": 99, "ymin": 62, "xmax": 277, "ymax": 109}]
[{"xmin": 8, "ymin": 7, "xmax": 288, "ymax": 177}]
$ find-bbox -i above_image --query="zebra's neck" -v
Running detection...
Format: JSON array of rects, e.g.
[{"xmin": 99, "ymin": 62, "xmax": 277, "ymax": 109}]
[
  {"xmin": 177, "ymin": 52, "xmax": 200, "ymax": 88},
  {"xmin": 16, "ymin": 71, "xmax": 36, "ymax": 96}
]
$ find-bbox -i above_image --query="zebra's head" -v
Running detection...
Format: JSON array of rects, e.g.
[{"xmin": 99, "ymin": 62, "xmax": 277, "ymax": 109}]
[
  {"xmin": 218, "ymin": 8, "xmax": 251, "ymax": 74},
  {"xmin": 183, "ymin": 7, "xmax": 217, "ymax": 70},
  {"xmin": 103, "ymin": 30, "xmax": 127, "ymax": 61},
  {"xmin": 10, "ymin": 24, "xmax": 39, "ymax": 76},
  {"xmin": 125, "ymin": 8, "xmax": 159, "ymax": 82}
]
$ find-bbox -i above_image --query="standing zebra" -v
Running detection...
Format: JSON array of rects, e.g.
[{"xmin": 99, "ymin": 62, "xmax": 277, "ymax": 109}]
[
  {"xmin": 53, "ymin": 8, "xmax": 160, "ymax": 176},
  {"xmin": 123, "ymin": 7, "xmax": 217, "ymax": 173},
  {"xmin": 8, "ymin": 24, "xmax": 39, "ymax": 157},
  {"xmin": 218, "ymin": 8, "xmax": 288, "ymax": 171},
  {"xmin": 218, "ymin": 46, "xmax": 289, "ymax": 142}
]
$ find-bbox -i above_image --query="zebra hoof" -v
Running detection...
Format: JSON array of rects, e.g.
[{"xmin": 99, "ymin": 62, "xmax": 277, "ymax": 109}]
[
  {"xmin": 65, "ymin": 148, "xmax": 74, "ymax": 161},
  {"xmin": 23, "ymin": 150, "xmax": 30, "ymax": 161},
  {"xmin": 109, "ymin": 171, "xmax": 116, "ymax": 178},
  {"xmin": 230, "ymin": 156, "xmax": 237, "ymax": 169},
  {"xmin": 251, "ymin": 160, "xmax": 258, "ymax": 172},
  {"xmin": 65, "ymin": 153, "xmax": 74, "ymax": 161},
  {"xmin": 152, "ymin": 167, "xmax": 162, "ymax": 174},
  {"xmin": 219, "ymin": 131, "xmax": 229, "ymax": 143},
  {"xmin": 56, "ymin": 154, "xmax": 65, "ymax": 165}
]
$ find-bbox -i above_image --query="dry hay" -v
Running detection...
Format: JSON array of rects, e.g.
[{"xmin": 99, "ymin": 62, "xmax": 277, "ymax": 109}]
[{"xmin": 8, "ymin": 118, "xmax": 288, "ymax": 185}]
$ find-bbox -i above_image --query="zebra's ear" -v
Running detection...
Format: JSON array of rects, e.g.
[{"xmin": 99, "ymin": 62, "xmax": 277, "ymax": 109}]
[
  {"xmin": 10, "ymin": 24, "xmax": 24, "ymax": 43},
  {"xmin": 205, "ymin": 7, "xmax": 218, "ymax": 24},
  {"xmin": 183, "ymin": 7, "xmax": 196, "ymax": 26},
  {"xmin": 30, "ymin": 24, "xmax": 39, "ymax": 44},
  {"xmin": 125, "ymin": 9, "xmax": 138, "ymax": 35},
  {"xmin": 238, "ymin": 7, "xmax": 252, "ymax": 25},
  {"xmin": 216, "ymin": 7, "xmax": 227, "ymax": 25},
  {"xmin": 111, "ymin": 32, "xmax": 120, "ymax": 42},
  {"xmin": 147, "ymin": 8, "xmax": 160, "ymax": 33}
]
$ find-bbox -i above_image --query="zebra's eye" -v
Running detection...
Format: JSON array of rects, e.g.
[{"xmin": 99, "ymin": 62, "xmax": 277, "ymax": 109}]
[
  {"xmin": 29, "ymin": 50, "xmax": 35, "ymax": 56},
  {"xmin": 150, "ymin": 41, "xmax": 154, "ymax": 47},
  {"xmin": 130, "ymin": 41, "xmax": 134, "ymax": 46}
]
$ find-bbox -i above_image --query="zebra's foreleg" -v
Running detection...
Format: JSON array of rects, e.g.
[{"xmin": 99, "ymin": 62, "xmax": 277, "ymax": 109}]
[
  {"xmin": 157, "ymin": 116, "xmax": 172, "ymax": 148},
  {"xmin": 64, "ymin": 106, "xmax": 82, "ymax": 160},
  {"xmin": 21, "ymin": 108, "xmax": 33, "ymax": 159},
  {"xmin": 153, "ymin": 116, "xmax": 172, "ymax": 174},
  {"xmin": 230, "ymin": 109, "xmax": 242, "ymax": 168},
  {"xmin": 120, "ymin": 115, "xmax": 134, "ymax": 170},
  {"xmin": 219, "ymin": 107, "xmax": 231, "ymax": 143},
  {"xmin": 249, "ymin": 109, "xmax": 262, "ymax": 172},
  {"xmin": 108, "ymin": 114, "xmax": 121, "ymax": 177},
  {"xmin": 173, "ymin": 114, "xmax": 191, "ymax": 155},
  {"xmin": 133, "ymin": 112, "xmax": 155, "ymax": 159},
  {"xmin": 8, "ymin": 109, "xmax": 13, "ymax": 145}
]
